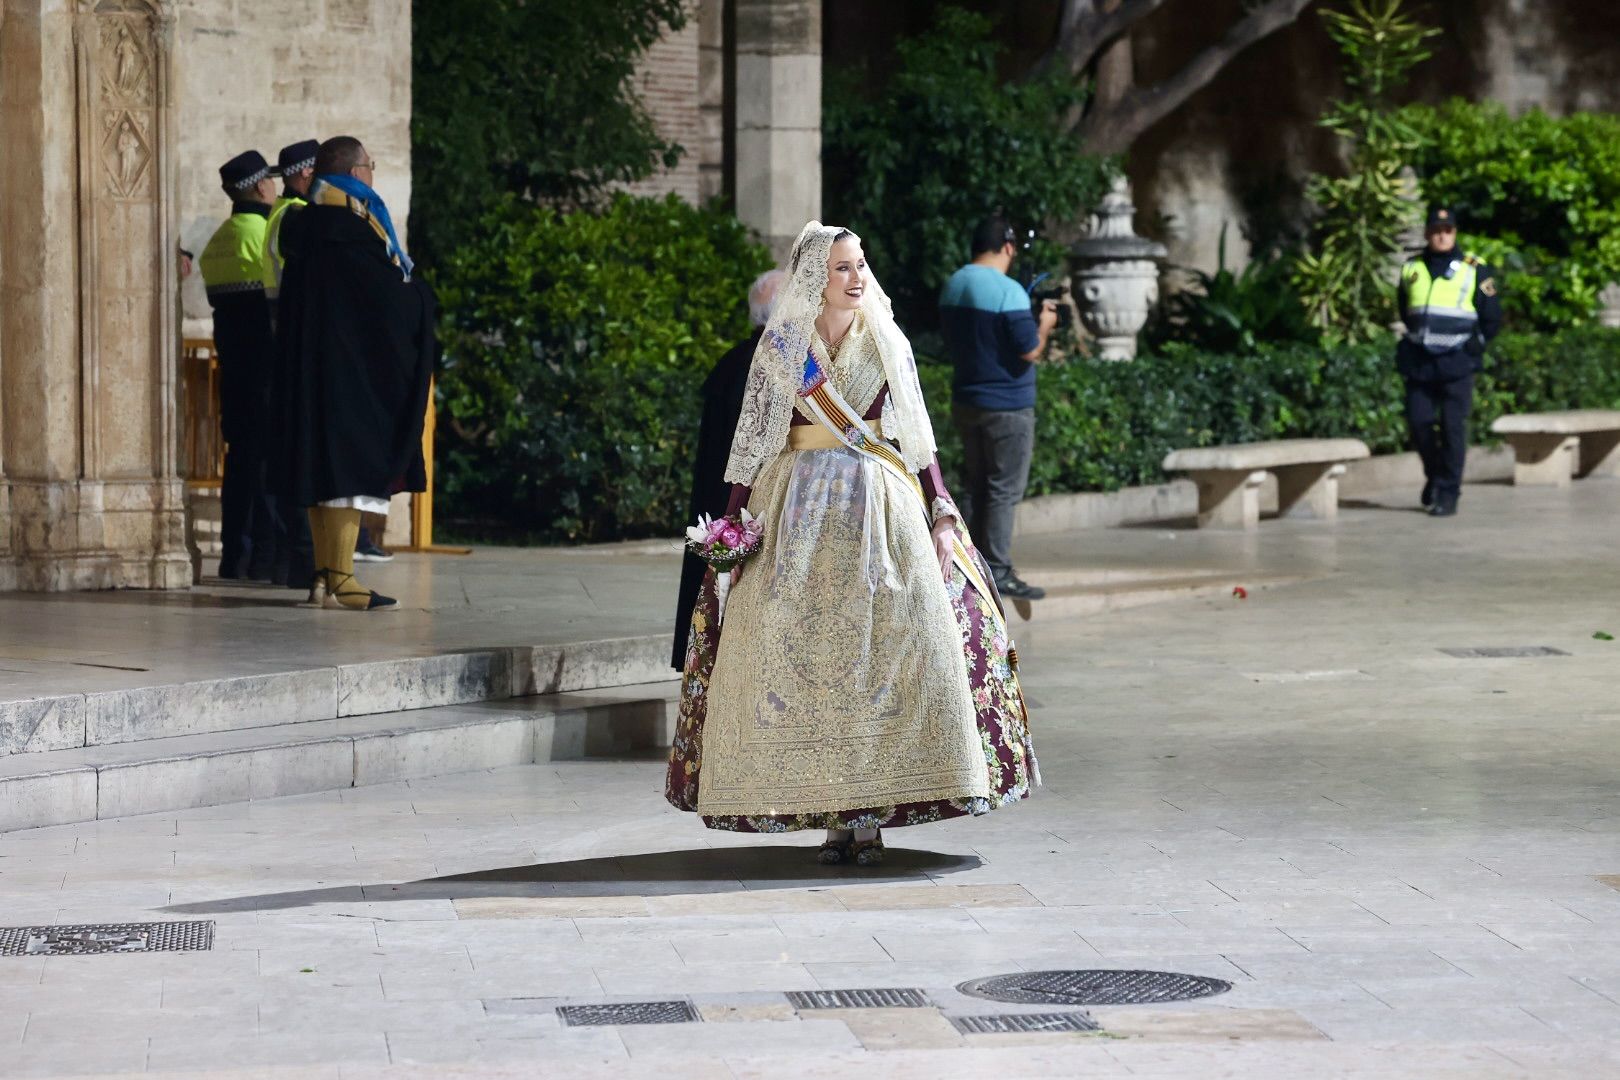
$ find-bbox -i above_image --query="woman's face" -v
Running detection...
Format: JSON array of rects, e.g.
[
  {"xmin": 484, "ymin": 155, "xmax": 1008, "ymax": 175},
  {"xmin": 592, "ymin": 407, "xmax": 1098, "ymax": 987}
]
[{"xmin": 822, "ymin": 236, "xmax": 868, "ymax": 313}]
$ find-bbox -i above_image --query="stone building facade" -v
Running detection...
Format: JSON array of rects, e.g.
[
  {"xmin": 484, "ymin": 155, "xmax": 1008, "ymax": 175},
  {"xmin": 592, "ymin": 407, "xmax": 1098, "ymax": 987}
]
[
  {"xmin": 625, "ymin": 0, "xmax": 822, "ymax": 262},
  {"xmin": 0, "ymin": 0, "xmax": 410, "ymax": 591},
  {"xmin": 0, "ymin": 0, "xmax": 825, "ymax": 591}
]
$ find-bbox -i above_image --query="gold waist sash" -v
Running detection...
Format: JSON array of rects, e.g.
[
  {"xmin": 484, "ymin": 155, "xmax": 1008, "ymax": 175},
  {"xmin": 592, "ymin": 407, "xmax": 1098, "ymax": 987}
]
[{"xmin": 788, "ymin": 417, "xmax": 883, "ymax": 451}]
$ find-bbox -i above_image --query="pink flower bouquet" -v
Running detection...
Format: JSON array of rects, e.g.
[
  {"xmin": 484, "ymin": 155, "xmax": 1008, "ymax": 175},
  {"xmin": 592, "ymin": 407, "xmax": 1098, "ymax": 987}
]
[{"xmin": 685, "ymin": 509, "xmax": 764, "ymax": 571}]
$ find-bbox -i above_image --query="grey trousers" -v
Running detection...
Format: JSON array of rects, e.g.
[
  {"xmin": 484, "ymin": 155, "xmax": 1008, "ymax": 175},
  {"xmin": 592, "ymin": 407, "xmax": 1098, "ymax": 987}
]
[{"xmin": 952, "ymin": 404, "xmax": 1035, "ymax": 580}]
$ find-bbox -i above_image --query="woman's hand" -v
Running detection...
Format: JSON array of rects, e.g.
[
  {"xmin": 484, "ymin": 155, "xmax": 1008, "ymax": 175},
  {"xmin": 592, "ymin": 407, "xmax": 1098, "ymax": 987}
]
[{"xmin": 931, "ymin": 517, "xmax": 956, "ymax": 582}]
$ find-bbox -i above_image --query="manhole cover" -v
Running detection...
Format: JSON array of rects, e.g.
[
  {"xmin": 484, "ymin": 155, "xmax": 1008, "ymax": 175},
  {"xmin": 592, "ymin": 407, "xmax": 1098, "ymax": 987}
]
[
  {"xmin": 788, "ymin": 988, "xmax": 930, "ymax": 1009},
  {"xmin": 1439, "ymin": 646, "xmax": 1569, "ymax": 658},
  {"xmin": 950, "ymin": 1012, "xmax": 1099, "ymax": 1034},
  {"xmin": 958, "ymin": 969, "xmax": 1230, "ymax": 1006},
  {"xmin": 0, "ymin": 922, "xmax": 213, "ymax": 957},
  {"xmin": 556, "ymin": 1001, "xmax": 699, "ymax": 1026}
]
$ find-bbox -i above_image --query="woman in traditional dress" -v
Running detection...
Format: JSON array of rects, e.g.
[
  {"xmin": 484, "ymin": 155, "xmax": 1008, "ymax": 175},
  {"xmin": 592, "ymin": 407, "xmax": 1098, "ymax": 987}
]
[{"xmin": 666, "ymin": 222, "xmax": 1038, "ymax": 865}]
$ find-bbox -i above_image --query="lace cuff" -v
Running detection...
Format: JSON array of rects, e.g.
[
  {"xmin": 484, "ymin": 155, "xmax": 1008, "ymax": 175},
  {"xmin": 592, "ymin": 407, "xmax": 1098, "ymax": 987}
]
[{"xmin": 930, "ymin": 495, "xmax": 961, "ymax": 527}]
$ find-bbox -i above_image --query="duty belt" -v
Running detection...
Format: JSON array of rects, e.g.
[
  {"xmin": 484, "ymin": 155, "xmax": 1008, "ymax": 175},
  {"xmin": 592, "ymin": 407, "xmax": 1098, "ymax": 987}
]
[{"xmin": 205, "ymin": 281, "xmax": 267, "ymax": 297}]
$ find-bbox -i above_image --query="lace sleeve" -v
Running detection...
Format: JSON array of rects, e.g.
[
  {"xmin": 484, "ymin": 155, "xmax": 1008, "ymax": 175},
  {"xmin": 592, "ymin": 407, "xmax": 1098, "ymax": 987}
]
[{"xmin": 919, "ymin": 457, "xmax": 960, "ymax": 525}]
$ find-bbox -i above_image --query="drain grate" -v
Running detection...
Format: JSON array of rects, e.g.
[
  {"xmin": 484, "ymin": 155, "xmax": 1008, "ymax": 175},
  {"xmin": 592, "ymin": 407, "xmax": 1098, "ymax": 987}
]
[
  {"xmin": 1439, "ymin": 646, "xmax": 1569, "ymax": 659},
  {"xmin": 787, "ymin": 988, "xmax": 931, "ymax": 1010},
  {"xmin": 951, "ymin": 1012, "xmax": 1099, "ymax": 1034},
  {"xmin": 0, "ymin": 922, "xmax": 213, "ymax": 957},
  {"xmin": 958, "ymin": 969, "xmax": 1230, "ymax": 1006},
  {"xmin": 556, "ymin": 1001, "xmax": 699, "ymax": 1027}
]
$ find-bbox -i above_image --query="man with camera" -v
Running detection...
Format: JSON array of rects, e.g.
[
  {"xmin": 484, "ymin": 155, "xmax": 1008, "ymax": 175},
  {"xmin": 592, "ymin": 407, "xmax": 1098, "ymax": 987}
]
[{"xmin": 939, "ymin": 215, "xmax": 1059, "ymax": 601}]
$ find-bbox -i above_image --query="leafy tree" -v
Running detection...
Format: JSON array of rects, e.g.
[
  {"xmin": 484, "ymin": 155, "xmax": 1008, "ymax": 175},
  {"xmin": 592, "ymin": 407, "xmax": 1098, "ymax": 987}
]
[
  {"xmin": 410, "ymin": 0, "xmax": 688, "ymax": 266},
  {"xmin": 1293, "ymin": 0, "xmax": 1437, "ymax": 344},
  {"xmin": 1037, "ymin": 0, "xmax": 1319, "ymax": 156},
  {"xmin": 1402, "ymin": 101, "xmax": 1620, "ymax": 331},
  {"xmin": 824, "ymin": 7, "xmax": 1109, "ymax": 333}
]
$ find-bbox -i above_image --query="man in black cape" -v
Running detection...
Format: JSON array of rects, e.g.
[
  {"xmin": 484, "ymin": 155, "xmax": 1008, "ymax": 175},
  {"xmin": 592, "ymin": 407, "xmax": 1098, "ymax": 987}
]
[
  {"xmin": 275, "ymin": 135, "xmax": 435, "ymax": 611},
  {"xmin": 671, "ymin": 269, "xmax": 784, "ymax": 669}
]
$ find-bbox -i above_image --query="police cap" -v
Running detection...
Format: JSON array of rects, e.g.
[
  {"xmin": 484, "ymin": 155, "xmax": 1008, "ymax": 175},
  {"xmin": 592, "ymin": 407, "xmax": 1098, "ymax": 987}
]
[
  {"xmin": 1425, "ymin": 206, "xmax": 1459, "ymax": 230},
  {"xmin": 219, "ymin": 150, "xmax": 270, "ymax": 192},
  {"xmin": 272, "ymin": 139, "xmax": 320, "ymax": 178}
]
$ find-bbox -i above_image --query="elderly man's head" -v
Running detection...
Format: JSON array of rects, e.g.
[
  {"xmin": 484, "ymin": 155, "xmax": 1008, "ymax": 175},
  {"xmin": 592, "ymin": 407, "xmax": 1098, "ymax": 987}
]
[
  {"xmin": 315, "ymin": 135, "xmax": 375, "ymax": 187},
  {"xmin": 748, "ymin": 268, "xmax": 787, "ymax": 327}
]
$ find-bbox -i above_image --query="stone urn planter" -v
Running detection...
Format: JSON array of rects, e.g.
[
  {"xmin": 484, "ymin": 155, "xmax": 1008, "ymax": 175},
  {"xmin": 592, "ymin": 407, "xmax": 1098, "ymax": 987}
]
[
  {"xmin": 1598, "ymin": 282, "xmax": 1620, "ymax": 329},
  {"xmin": 1068, "ymin": 176, "xmax": 1167, "ymax": 361}
]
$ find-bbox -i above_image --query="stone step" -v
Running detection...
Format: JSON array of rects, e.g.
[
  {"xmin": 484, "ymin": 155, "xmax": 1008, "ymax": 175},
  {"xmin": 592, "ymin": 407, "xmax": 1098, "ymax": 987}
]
[
  {"xmin": 0, "ymin": 682, "xmax": 680, "ymax": 832},
  {"xmin": 1006, "ymin": 571, "xmax": 1302, "ymax": 623},
  {"xmin": 1, "ymin": 634, "xmax": 677, "ymax": 756}
]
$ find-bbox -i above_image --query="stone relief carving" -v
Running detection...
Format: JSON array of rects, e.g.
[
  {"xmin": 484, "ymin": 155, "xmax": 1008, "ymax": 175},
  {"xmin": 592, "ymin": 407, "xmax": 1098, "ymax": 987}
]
[
  {"xmin": 105, "ymin": 21, "xmax": 150, "ymax": 102},
  {"xmin": 101, "ymin": 111, "xmax": 152, "ymax": 197},
  {"xmin": 329, "ymin": 0, "xmax": 373, "ymax": 30}
]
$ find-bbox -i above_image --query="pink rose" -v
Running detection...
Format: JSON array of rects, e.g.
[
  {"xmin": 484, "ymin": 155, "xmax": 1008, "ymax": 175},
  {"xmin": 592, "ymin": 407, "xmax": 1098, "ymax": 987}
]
[{"xmin": 719, "ymin": 524, "xmax": 743, "ymax": 548}]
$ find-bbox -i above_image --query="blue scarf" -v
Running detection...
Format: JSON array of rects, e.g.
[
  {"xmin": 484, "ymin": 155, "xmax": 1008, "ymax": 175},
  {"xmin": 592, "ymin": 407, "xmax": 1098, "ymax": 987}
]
[{"xmin": 308, "ymin": 173, "xmax": 414, "ymax": 279}]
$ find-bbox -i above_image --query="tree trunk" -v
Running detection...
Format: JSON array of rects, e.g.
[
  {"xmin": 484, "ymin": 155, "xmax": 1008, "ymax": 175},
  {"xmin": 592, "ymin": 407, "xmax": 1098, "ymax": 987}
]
[{"xmin": 1045, "ymin": 0, "xmax": 1318, "ymax": 157}]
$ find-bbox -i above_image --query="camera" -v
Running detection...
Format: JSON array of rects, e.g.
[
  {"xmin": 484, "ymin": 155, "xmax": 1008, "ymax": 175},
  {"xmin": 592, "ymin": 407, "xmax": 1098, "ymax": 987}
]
[{"xmin": 1030, "ymin": 283, "xmax": 1073, "ymax": 332}]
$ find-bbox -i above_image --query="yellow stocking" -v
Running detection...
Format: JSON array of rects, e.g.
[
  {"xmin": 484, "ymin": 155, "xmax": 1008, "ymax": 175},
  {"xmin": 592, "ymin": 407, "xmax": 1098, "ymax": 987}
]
[
  {"xmin": 325, "ymin": 508, "xmax": 370, "ymax": 609},
  {"xmin": 306, "ymin": 506, "xmax": 396, "ymax": 611}
]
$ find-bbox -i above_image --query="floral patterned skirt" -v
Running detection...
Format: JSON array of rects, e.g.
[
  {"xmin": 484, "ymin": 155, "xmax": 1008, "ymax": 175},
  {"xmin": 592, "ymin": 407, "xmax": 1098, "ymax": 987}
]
[{"xmin": 665, "ymin": 529, "xmax": 1038, "ymax": 833}]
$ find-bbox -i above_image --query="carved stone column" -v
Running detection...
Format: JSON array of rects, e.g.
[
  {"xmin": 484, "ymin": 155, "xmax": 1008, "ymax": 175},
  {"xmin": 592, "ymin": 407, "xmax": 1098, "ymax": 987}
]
[
  {"xmin": 0, "ymin": 0, "xmax": 188, "ymax": 590},
  {"xmin": 0, "ymin": 0, "xmax": 11, "ymax": 587},
  {"xmin": 733, "ymin": 0, "xmax": 820, "ymax": 262}
]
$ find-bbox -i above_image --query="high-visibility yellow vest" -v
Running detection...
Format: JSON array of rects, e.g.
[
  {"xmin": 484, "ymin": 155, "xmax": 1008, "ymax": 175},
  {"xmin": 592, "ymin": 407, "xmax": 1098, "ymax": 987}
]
[
  {"xmin": 200, "ymin": 205, "xmax": 269, "ymax": 301},
  {"xmin": 261, "ymin": 193, "xmax": 307, "ymax": 297},
  {"xmin": 1401, "ymin": 256, "xmax": 1479, "ymax": 353}
]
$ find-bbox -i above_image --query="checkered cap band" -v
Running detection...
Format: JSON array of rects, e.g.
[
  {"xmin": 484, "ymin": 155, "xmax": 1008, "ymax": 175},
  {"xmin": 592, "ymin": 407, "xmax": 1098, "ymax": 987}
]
[{"xmin": 230, "ymin": 167, "xmax": 269, "ymax": 191}]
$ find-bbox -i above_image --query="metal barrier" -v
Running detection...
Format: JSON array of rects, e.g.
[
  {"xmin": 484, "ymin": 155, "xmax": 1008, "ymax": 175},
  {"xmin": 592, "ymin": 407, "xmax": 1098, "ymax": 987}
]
[
  {"xmin": 175, "ymin": 337, "xmax": 449, "ymax": 551},
  {"xmin": 179, "ymin": 337, "xmax": 225, "ymax": 486}
]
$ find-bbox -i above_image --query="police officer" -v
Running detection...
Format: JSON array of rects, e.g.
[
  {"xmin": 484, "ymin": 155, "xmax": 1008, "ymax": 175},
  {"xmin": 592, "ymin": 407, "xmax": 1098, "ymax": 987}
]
[
  {"xmin": 1397, "ymin": 206, "xmax": 1502, "ymax": 517},
  {"xmin": 263, "ymin": 139, "xmax": 319, "ymax": 309},
  {"xmin": 200, "ymin": 150, "xmax": 282, "ymax": 579},
  {"xmin": 264, "ymin": 139, "xmax": 321, "ymax": 588}
]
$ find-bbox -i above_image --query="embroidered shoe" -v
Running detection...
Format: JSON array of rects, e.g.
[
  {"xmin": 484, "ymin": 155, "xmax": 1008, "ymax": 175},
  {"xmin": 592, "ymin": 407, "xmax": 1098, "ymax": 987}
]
[
  {"xmin": 817, "ymin": 838, "xmax": 853, "ymax": 866},
  {"xmin": 852, "ymin": 834, "xmax": 886, "ymax": 867}
]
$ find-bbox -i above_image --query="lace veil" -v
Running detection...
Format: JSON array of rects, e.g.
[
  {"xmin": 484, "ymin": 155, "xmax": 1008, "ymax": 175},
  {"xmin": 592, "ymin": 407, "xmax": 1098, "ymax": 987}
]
[{"xmin": 724, "ymin": 221, "xmax": 940, "ymax": 485}]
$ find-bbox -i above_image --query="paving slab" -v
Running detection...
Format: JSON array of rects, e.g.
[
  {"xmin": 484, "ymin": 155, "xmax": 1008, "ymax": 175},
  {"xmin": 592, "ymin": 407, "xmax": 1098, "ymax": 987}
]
[{"xmin": 0, "ymin": 483, "xmax": 1618, "ymax": 1077}]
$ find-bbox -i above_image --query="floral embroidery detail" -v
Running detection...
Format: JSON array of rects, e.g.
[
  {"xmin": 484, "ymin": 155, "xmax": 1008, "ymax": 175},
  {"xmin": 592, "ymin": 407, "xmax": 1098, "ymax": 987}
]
[{"xmin": 665, "ymin": 527, "xmax": 1037, "ymax": 833}]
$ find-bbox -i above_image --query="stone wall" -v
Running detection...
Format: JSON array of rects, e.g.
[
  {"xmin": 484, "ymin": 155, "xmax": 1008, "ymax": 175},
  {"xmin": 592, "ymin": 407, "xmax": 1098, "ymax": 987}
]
[
  {"xmin": 0, "ymin": 0, "xmax": 190, "ymax": 591},
  {"xmin": 174, "ymin": 0, "xmax": 412, "ymax": 331},
  {"xmin": 1127, "ymin": 0, "xmax": 1620, "ymax": 274},
  {"xmin": 622, "ymin": 0, "xmax": 822, "ymax": 262},
  {"xmin": 618, "ymin": 8, "xmax": 703, "ymax": 205},
  {"xmin": 823, "ymin": 0, "xmax": 1620, "ymax": 277},
  {"xmin": 0, "ymin": 0, "xmax": 411, "ymax": 591}
]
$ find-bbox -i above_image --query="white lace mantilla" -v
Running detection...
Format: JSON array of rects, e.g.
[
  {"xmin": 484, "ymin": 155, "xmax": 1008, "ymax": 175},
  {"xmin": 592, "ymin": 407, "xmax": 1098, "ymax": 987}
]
[{"xmin": 725, "ymin": 221, "xmax": 939, "ymax": 485}]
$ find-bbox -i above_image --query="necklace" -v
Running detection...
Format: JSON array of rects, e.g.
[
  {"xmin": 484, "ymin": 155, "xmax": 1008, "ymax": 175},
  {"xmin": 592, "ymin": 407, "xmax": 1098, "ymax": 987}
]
[{"xmin": 821, "ymin": 316, "xmax": 856, "ymax": 362}]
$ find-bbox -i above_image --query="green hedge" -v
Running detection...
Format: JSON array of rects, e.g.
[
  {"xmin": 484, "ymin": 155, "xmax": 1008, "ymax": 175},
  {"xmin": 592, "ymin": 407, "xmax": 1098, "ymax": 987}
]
[
  {"xmin": 435, "ymin": 197, "xmax": 1620, "ymax": 542},
  {"xmin": 433, "ymin": 194, "xmax": 772, "ymax": 543},
  {"xmin": 921, "ymin": 325, "xmax": 1620, "ymax": 497}
]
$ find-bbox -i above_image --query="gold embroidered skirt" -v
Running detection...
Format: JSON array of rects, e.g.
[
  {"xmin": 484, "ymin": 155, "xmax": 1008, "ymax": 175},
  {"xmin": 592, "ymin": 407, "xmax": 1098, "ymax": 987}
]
[{"xmin": 692, "ymin": 444, "xmax": 991, "ymax": 819}]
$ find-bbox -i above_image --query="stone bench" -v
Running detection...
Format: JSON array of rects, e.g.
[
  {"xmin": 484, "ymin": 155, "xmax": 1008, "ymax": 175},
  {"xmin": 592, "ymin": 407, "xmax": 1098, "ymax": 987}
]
[
  {"xmin": 1489, "ymin": 410, "xmax": 1620, "ymax": 487},
  {"xmin": 1162, "ymin": 438, "xmax": 1371, "ymax": 529}
]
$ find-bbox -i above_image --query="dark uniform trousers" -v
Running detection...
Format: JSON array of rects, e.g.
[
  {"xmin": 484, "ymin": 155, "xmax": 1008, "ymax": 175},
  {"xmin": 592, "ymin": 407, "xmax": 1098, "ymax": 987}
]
[
  {"xmin": 1405, "ymin": 373, "xmax": 1473, "ymax": 504},
  {"xmin": 1398, "ymin": 341, "xmax": 1478, "ymax": 506},
  {"xmin": 213, "ymin": 292, "xmax": 284, "ymax": 577}
]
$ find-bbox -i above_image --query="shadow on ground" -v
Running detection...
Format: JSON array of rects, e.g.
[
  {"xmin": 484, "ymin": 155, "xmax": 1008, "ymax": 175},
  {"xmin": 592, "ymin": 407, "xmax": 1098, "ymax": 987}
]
[{"xmin": 163, "ymin": 846, "xmax": 982, "ymax": 914}]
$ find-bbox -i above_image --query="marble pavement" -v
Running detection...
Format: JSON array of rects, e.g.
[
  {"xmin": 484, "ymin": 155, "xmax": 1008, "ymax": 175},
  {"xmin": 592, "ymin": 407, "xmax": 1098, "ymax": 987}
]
[{"xmin": 1, "ymin": 481, "xmax": 1619, "ymax": 1076}]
